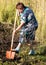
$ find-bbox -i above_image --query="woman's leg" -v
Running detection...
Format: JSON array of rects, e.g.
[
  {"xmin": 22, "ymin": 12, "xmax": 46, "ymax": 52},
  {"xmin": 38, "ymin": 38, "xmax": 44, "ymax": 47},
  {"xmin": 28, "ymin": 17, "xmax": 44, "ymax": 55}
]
[
  {"xmin": 28, "ymin": 40, "xmax": 35, "ymax": 55},
  {"xmin": 28, "ymin": 31, "xmax": 35, "ymax": 55},
  {"xmin": 12, "ymin": 30, "xmax": 26, "ymax": 52}
]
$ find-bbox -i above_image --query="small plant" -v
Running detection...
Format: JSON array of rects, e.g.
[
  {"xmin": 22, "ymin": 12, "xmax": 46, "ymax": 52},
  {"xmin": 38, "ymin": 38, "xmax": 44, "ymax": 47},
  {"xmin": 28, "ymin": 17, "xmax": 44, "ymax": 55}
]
[{"xmin": 1, "ymin": 9, "xmax": 9, "ymax": 22}]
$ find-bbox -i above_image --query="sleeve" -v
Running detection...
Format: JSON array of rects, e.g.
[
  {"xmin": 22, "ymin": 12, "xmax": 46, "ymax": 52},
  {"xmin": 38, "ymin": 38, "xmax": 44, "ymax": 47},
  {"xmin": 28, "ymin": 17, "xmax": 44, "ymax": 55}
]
[
  {"xmin": 20, "ymin": 9, "xmax": 34, "ymax": 23},
  {"xmin": 20, "ymin": 13, "xmax": 27, "ymax": 23},
  {"xmin": 28, "ymin": 13, "xmax": 33, "ymax": 21}
]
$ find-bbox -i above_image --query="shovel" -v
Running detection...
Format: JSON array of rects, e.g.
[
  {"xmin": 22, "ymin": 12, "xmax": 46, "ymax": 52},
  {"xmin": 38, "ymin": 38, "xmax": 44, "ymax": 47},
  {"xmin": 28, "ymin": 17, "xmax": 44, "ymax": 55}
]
[{"xmin": 6, "ymin": 10, "xmax": 18, "ymax": 60}]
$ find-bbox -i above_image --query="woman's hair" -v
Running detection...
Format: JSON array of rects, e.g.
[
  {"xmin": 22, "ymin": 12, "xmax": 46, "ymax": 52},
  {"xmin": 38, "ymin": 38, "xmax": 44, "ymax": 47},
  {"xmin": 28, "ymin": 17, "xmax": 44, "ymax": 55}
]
[{"xmin": 16, "ymin": 2, "xmax": 25, "ymax": 9}]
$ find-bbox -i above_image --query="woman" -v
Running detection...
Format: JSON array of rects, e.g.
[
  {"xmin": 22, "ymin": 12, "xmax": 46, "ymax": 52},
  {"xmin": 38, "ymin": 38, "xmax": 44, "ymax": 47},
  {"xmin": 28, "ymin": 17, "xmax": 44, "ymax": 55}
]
[{"xmin": 12, "ymin": 2, "xmax": 38, "ymax": 55}]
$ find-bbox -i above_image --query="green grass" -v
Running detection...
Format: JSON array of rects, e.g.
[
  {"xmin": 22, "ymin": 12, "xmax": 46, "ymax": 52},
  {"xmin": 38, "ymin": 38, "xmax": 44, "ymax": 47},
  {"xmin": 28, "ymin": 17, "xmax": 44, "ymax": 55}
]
[{"xmin": 0, "ymin": 43, "xmax": 46, "ymax": 65}]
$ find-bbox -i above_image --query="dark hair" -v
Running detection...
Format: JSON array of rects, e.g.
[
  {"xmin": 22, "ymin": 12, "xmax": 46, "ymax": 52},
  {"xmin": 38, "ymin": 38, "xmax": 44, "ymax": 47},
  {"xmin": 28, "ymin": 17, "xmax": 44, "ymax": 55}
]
[{"xmin": 16, "ymin": 2, "xmax": 25, "ymax": 9}]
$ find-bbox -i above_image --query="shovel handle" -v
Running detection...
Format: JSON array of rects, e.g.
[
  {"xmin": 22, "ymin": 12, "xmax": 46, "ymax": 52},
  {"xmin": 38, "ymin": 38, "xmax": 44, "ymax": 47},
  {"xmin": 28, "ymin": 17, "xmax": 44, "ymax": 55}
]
[
  {"xmin": 11, "ymin": 30, "xmax": 15, "ymax": 50},
  {"xmin": 11, "ymin": 10, "xmax": 18, "ymax": 50}
]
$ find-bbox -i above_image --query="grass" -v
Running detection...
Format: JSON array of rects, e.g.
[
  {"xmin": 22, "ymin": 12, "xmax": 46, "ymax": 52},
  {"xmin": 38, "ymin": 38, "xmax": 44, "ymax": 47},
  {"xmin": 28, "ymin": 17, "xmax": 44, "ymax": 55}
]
[{"xmin": 0, "ymin": 42, "xmax": 46, "ymax": 65}]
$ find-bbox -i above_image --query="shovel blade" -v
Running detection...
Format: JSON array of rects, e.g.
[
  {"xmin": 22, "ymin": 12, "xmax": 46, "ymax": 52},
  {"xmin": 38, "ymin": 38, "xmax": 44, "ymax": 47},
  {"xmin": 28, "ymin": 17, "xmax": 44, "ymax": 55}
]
[{"xmin": 6, "ymin": 51, "xmax": 15, "ymax": 59}]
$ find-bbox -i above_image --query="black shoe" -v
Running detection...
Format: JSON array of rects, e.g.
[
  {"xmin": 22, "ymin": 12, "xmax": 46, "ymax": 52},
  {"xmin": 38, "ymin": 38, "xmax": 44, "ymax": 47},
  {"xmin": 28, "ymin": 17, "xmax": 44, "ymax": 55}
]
[
  {"xmin": 15, "ymin": 50, "xmax": 19, "ymax": 54},
  {"xmin": 11, "ymin": 49, "xmax": 19, "ymax": 54}
]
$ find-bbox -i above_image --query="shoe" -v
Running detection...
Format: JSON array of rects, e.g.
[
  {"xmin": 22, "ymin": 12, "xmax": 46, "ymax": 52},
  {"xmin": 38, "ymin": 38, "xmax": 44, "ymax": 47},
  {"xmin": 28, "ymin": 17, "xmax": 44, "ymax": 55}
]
[
  {"xmin": 15, "ymin": 50, "xmax": 19, "ymax": 53},
  {"xmin": 12, "ymin": 48, "xmax": 19, "ymax": 53},
  {"xmin": 28, "ymin": 50, "xmax": 35, "ymax": 55},
  {"xmin": 11, "ymin": 49, "xmax": 19, "ymax": 53}
]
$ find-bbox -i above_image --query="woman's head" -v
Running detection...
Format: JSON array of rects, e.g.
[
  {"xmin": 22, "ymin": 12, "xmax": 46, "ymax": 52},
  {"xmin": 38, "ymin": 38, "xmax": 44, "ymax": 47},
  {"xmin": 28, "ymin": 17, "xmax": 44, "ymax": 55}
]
[{"xmin": 16, "ymin": 2, "xmax": 25, "ymax": 13}]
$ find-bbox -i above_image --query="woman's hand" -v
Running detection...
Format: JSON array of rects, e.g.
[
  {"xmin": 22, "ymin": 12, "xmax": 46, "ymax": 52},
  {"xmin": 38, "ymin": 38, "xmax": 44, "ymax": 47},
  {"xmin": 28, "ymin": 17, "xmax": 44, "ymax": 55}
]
[
  {"xmin": 13, "ymin": 30, "xmax": 17, "ymax": 34},
  {"xmin": 13, "ymin": 21, "xmax": 25, "ymax": 35}
]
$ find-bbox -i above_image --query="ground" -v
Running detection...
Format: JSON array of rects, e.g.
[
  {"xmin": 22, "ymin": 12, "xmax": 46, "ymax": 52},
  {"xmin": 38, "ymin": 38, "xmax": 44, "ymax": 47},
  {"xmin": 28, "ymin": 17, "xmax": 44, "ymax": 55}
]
[{"xmin": 0, "ymin": 23, "xmax": 46, "ymax": 65}]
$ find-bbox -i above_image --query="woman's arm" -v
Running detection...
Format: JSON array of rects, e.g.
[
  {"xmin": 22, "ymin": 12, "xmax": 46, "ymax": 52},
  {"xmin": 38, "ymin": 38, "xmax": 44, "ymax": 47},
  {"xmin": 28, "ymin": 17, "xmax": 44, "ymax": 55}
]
[{"xmin": 15, "ymin": 21, "xmax": 25, "ymax": 33}]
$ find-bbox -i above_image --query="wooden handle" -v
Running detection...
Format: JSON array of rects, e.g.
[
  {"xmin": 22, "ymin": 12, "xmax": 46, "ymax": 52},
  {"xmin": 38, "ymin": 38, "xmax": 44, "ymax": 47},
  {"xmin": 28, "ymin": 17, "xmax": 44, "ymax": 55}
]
[{"xmin": 11, "ymin": 10, "xmax": 18, "ymax": 49}]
